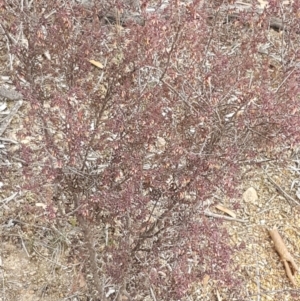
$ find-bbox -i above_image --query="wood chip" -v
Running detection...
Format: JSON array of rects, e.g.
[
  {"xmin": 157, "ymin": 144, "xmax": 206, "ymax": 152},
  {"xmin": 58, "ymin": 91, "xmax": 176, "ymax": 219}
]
[
  {"xmin": 215, "ymin": 204, "xmax": 237, "ymax": 218},
  {"xmin": 88, "ymin": 59, "xmax": 104, "ymax": 69}
]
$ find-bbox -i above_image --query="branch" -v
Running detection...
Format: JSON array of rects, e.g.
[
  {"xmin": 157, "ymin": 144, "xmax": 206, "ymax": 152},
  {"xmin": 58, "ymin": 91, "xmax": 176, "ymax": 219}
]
[
  {"xmin": 265, "ymin": 173, "xmax": 300, "ymax": 206},
  {"xmin": 204, "ymin": 210, "xmax": 248, "ymax": 223},
  {"xmin": 0, "ymin": 100, "xmax": 23, "ymax": 136},
  {"xmin": 159, "ymin": 24, "xmax": 182, "ymax": 82}
]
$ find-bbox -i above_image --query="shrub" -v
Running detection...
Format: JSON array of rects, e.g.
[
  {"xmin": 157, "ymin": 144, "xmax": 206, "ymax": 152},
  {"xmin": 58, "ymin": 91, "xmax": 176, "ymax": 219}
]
[{"xmin": 2, "ymin": 0, "xmax": 300, "ymax": 299}]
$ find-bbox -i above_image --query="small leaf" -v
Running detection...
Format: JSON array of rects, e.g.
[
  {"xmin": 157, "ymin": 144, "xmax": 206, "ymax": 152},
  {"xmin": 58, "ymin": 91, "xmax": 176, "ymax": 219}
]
[{"xmin": 89, "ymin": 59, "xmax": 104, "ymax": 69}]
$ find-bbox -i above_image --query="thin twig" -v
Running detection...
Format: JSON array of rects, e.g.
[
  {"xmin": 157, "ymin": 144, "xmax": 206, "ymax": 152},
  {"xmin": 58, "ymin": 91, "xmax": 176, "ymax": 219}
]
[
  {"xmin": 33, "ymin": 247, "xmax": 68, "ymax": 269},
  {"xmin": 50, "ymin": 224, "xmax": 71, "ymax": 245},
  {"xmin": 254, "ymin": 246, "xmax": 261, "ymax": 301},
  {"xmin": 204, "ymin": 210, "xmax": 248, "ymax": 223},
  {"xmin": 159, "ymin": 24, "xmax": 182, "ymax": 82},
  {"xmin": 0, "ymin": 192, "xmax": 18, "ymax": 207},
  {"xmin": 19, "ymin": 231, "xmax": 30, "ymax": 258},
  {"xmin": 150, "ymin": 286, "xmax": 157, "ymax": 301},
  {"xmin": 0, "ymin": 266, "xmax": 5, "ymax": 301},
  {"xmin": 275, "ymin": 67, "xmax": 296, "ymax": 93},
  {"xmin": 265, "ymin": 174, "xmax": 300, "ymax": 206},
  {"xmin": 0, "ymin": 137, "xmax": 18, "ymax": 144},
  {"xmin": 0, "ymin": 100, "xmax": 23, "ymax": 136}
]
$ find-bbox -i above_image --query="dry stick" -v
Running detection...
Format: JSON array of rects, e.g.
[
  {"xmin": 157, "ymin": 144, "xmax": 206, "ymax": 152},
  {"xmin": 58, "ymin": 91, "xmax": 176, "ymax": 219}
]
[
  {"xmin": 266, "ymin": 174, "xmax": 300, "ymax": 206},
  {"xmin": 0, "ymin": 100, "xmax": 23, "ymax": 136},
  {"xmin": 0, "ymin": 137, "xmax": 18, "ymax": 143},
  {"xmin": 19, "ymin": 231, "xmax": 30, "ymax": 258},
  {"xmin": 131, "ymin": 201, "xmax": 179, "ymax": 254},
  {"xmin": 0, "ymin": 192, "xmax": 18, "ymax": 208},
  {"xmin": 274, "ymin": 67, "xmax": 296, "ymax": 93},
  {"xmin": 204, "ymin": 210, "xmax": 248, "ymax": 223},
  {"xmin": 269, "ymin": 228, "xmax": 298, "ymax": 286},
  {"xmin": 150, "ymin": 286, "xmax": 157, "ymax": 301},
  {"xmin": 254, "ymin": 246, "xmax": 261, "ymax": 301},
  {"xmin": 159, "ymin": 24, "xmax": 182, "ymax": 82}
]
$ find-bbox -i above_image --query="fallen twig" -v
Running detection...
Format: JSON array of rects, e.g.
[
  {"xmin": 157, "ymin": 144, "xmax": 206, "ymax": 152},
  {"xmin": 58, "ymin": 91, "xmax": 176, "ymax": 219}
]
[
  {"xmin": 0, "ymin": 100, "xmax": 23, "ymax": 136},
  {"xmin": 0, "ymin": 192, "xmax": 18, "ymax": 208},
  {"xmin": 150, "ymin": 286, "xmax": 157, "ymax": 301},
  {"xmin": 0, "ymin": 137, "xmax": 18, "ymax": 144},
  {"xmin": 204, "ymin": 210, "xmax": 247, "ymax": 223},
  {"xmin": 254, "ymin": 247, "xmax": 261, "ymax": 301},
  {"xmin": 266, "ymin": 174, "xmax": 300, "ymax": 206}
]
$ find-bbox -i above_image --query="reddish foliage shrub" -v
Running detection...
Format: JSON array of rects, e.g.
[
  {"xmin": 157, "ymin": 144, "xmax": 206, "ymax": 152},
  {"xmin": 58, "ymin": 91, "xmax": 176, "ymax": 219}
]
[{"xmin": 2, "ymin": 0, "xmax": 300, "ymax": 299}]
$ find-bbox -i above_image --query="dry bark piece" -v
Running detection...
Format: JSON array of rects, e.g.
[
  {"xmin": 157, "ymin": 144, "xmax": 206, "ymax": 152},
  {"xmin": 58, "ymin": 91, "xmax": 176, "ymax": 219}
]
[{"xmin": 269, "ymin": 228, "xmax": 298, "ymax": 286}]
